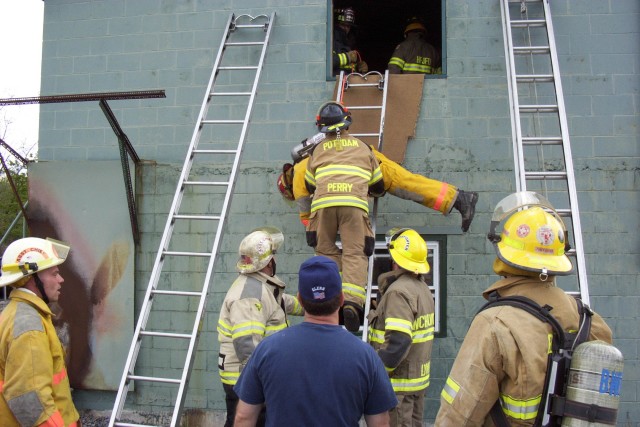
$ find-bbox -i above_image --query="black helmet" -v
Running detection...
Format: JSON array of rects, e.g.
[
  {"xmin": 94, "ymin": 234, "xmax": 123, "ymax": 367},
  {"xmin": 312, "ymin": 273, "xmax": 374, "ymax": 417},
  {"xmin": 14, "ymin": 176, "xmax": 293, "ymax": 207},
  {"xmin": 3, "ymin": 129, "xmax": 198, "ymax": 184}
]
[
  {"xmin": 335, "ymin": 7, "xmax": 355, "ymax": 26},
  {"xmin": 315, "ymin": 102, "xmax": 352, "ymax": 133}
]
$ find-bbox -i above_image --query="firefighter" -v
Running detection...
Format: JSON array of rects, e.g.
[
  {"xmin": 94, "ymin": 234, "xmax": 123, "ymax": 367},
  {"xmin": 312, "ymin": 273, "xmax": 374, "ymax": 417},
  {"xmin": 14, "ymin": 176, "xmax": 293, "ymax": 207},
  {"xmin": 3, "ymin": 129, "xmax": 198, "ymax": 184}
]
[
  {"xmin": 0, "ymin": 237, "xmax": 81, "ymax": 427},
  {"xmin": 333, "ymin": 7, "xmax": 368, "ymax": 74},
  {"xmin": 277, "ymin": 141, "xmax": 478, "ymax": 232},
  {"xmin": 217, "ymin": 227, "xmax": 303, "ymax": 427},
  {"xmin": 368, "ymin": 228, "xmax": 435, "ymax": 427},
  {"xmin": 304, "ymin": 101, "xmax": 385, "ymax": 332},
  {"xmin": 435, "ymin": 191, "xmax": 613, "ymax": 425},
  {"xmin": 388, "ymin": 17, "xmax": 442, "ymax": 74}
]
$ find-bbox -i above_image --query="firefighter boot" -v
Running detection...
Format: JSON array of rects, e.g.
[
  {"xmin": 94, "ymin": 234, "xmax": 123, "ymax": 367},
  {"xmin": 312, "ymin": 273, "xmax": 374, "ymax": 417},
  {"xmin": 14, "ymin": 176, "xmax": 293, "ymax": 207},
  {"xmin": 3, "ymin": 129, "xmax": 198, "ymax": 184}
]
[
  {"xmin": 453, "ymin": 190, "xmax": 479, "ymax": 232},
  {"xmin": 342, "ymin": 302, "xmax": 363, "ymax": 333}
]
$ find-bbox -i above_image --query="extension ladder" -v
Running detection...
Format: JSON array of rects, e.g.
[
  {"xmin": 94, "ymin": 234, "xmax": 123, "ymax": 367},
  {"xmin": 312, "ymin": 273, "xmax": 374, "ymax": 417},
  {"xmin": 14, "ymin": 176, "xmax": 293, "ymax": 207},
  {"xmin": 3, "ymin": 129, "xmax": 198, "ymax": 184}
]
[
  {"xmin": 500, "ymin": 0, "xmax": 589, "ymax": 304},
  {"xmin": 109, "ymin": 13, "xmax": 275, "ymax": 427},
  {"xmin": 334, "ymin": 70, "xmax": 389, "ymax": 341}
]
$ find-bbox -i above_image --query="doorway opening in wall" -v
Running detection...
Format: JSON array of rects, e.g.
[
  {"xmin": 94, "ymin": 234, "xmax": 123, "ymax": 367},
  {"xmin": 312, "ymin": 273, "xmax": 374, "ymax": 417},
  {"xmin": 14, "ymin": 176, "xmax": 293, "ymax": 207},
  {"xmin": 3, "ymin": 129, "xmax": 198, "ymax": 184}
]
[{"xmin": 328, "ymin": 0, "xmax": 445, "ymax": 78}]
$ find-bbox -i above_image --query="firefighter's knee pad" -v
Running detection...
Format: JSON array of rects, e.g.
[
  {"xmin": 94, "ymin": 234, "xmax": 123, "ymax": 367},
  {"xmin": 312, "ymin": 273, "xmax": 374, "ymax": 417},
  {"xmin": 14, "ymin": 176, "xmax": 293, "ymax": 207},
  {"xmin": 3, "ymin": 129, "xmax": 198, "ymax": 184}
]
[
  {"xmin": 306, "ymin": 231, "xmax": 317, "ymax": 248},
  {"xmin": 364, "ymin": 236, "xmax": 375, "ymax": 256}
]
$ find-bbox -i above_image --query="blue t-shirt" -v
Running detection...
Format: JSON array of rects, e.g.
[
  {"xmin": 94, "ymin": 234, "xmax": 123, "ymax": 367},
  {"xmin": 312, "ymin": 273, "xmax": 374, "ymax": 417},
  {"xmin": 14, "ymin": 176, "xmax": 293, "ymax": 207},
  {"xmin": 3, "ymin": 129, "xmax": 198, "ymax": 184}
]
[{"xmin": 234, "ymin": 322, "xmax": 397, "ymax": 426}]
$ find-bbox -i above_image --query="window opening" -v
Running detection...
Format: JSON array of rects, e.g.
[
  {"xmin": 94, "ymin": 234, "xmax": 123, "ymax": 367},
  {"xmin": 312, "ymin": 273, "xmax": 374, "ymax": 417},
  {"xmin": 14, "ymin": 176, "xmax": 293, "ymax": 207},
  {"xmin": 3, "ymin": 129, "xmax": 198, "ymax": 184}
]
[{"xmin": 329, "ymin": 0, "xmax": 445, "ymax": 77}]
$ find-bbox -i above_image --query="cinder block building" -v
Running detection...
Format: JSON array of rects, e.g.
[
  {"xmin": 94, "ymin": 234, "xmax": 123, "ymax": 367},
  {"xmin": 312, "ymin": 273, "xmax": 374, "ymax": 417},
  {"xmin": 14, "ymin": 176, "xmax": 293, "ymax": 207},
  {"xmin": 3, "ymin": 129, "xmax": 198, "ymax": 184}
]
[{"xmin": 26, "ymin": 0, "xmax": 640, "ymax": 424}]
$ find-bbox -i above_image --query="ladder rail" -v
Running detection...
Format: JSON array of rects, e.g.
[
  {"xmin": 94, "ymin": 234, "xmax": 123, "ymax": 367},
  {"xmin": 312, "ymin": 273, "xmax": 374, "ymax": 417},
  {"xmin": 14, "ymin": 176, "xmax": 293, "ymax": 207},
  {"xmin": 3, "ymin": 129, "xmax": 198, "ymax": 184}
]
[
  {"xmin": 361, "ymin": 70, "xmax": 389, "ymax": 342},
  {"xmin": 109, "ymin": 12, "xmax": 275, "ymax": 426},
  {"xmin": 500, "ymin": 0, "xmax": 589, "ymax": 304},
  {"xmin": 541, "ymin": 0, "xmax": 588, "ymax": 303}
]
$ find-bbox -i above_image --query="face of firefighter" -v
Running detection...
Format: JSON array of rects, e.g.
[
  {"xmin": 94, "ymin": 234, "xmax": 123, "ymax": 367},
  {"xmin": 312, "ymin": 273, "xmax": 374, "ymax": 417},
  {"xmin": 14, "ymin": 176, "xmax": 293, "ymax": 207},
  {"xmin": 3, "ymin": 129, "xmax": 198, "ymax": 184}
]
[{"xmin": 38, "ymin": 266, "xmax": 65, "ymax": 303}]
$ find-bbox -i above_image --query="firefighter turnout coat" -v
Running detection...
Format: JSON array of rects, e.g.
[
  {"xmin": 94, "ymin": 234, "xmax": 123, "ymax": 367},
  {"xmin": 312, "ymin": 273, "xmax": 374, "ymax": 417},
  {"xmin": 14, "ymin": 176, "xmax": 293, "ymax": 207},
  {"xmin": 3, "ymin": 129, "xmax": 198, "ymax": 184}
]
[
  {"xmin": 0, "ymin": 289, "xmax": 80, "ymax": 427},
  {"xmin": 291, "ymin": 148, "xmax": 457, "ymax": 224},
  {"xmin": 368, "ymin": 269, "xmax": 435, "ymax": 394},
  {"xmin": 435, "ymin": 276, "xmax": 613, "ymax": 426},
  {"xmin": 217, "ymin": 271, "xmax": 302, "ymax": 386},
  {"xmin": 388, "ymin": 32, "xmax": 442, "ymax": 74}
]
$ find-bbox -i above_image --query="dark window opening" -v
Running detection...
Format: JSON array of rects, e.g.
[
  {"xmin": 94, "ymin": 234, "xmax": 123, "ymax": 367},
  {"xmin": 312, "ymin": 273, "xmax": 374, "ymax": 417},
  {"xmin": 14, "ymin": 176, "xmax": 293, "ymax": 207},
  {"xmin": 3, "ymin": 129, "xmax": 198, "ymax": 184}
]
[{"xmin": 329, "ymin": 0, "xmax": 444, "ymax": 77}]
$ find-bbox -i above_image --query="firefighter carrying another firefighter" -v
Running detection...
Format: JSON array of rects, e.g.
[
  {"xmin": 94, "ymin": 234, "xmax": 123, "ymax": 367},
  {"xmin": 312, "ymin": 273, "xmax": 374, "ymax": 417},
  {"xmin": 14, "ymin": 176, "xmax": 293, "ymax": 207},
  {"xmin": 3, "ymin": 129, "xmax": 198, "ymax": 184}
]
[{"xmin": 303, "ymin": 101, "xmax": 384, "ymax": 332}]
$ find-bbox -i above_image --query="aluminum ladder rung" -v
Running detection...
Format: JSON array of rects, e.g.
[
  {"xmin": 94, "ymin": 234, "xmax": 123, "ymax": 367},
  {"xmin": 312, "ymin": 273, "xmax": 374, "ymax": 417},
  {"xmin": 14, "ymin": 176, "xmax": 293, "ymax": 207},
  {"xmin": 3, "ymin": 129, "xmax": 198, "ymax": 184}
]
[
  {"xmin": 183, "ymin": 180, "xmax": 229, "ymax": 186},
  {"xmin": 347, "ymin": 82, "xmax": 381, "ymax": 88},
  {"xmin": 114, "ymin": 422, "xmax": 158, "ymax": 427},
  {"xmin": 516, "ymin": 74, "xmax": 554, "ymax": 83},
  {"xmin": 511, "ymin": 19, "xmax": 546, "ymax": 28},
  {"xmin": 173, "ymin": 214, "xmax": 221, "ymax": 220},
  {"xmin": 217, "ymin": 66, "xmax": 259, "ymax": 71},
  {"xmin": 525, "ymin": 171, "xmax": 568, "ymax": 180},
  {"xmin": 519, "ymin": 104, "xmax": 558, "ymax": 113},
  {"xmin": 351, "ymin": 133, "xmax": 380, "ymax": 138},
  {"xmin": 127, "ymin": 375, "xmax": 181, "ymax": 385},
  {"xmin": 501, "ymin": 0, "xmax": 589, "ymax": 306},
  {"xmin": 151, "ymin": 289, "xmax": 203, "ymax": 297},
  {"xmin": 225, "ymin": 41, "xmax": 266, "ymax": 46},
  {"xmin": 514, "ymin": 46, "xmax": 551, "ymax": 55},
  {"xmin": 192, "ymin": 149, "xmax": 238, "ymax": 154},
  {"xmin": 111, "ymin": 12, "xmax": 276, "ymax": 427},
  {"xmin": 522, "ymin": 136, "xmax": 563, "ymax": 145},
  {"xmin": 211, "ymin": 91, "xmax": 252, "ymax": 96},
  {"xmin": 348, "ymin": 105, "xmax": 383, "ymax": 110},
  {"xmin": 162, "ymin": 250, "xmax": 211, "ymax": 257},
  {"xmin": 201, "ymin": 119, "xmax": 244, "ymax": 124},
  {"xmin": 140, "ymin": 331, "xmax": 192, "ymax": 339}
]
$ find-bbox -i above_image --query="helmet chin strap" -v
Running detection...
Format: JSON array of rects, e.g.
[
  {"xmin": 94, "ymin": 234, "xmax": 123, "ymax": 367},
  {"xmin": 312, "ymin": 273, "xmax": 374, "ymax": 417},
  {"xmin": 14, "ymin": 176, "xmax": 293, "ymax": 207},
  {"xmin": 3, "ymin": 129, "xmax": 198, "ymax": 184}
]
[
  {"xmin": 269, "ymin": 258, "xmax": 277, "ymax": 276},
  {"xmin": 34, "ymin": 273, "xmax": 50, "ymax": 304}
]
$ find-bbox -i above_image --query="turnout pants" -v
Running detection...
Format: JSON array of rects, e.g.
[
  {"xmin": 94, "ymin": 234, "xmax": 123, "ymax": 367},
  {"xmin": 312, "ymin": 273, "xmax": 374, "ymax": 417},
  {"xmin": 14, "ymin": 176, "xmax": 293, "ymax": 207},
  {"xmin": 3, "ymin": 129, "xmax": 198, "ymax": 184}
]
[
  {"xmin": 307, "ymin": 206, "xmax": 373, "ymax": 308},
  {"xmin": 390, "ymin": 390, "xmax": 426, "ymax": 427},
  {"xmin": 380, "ymin": 158, "xmax": 458, "ymax": 214}
]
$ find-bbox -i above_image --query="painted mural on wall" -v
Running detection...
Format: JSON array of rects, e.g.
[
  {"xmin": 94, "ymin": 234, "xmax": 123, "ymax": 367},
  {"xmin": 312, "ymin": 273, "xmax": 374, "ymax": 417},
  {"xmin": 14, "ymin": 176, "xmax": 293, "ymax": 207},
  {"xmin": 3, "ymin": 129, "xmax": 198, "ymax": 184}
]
[{"xmin": 28, "ymin": 161, "xmax": 134, "ymax": 390}]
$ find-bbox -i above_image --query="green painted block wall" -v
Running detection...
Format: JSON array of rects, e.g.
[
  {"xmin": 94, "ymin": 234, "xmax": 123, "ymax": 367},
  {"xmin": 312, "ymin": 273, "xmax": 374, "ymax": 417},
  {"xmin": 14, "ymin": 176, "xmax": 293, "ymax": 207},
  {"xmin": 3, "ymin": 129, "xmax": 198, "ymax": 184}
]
[{"xmin": 38, "ymin": 0, "xmax": 639, "ymax": 423}]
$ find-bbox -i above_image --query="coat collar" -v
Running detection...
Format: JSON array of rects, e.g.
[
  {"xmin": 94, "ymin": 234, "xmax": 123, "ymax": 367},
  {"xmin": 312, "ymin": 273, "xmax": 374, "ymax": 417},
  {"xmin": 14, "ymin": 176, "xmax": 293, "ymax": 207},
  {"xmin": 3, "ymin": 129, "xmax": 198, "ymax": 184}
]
[{"xmin": 9, "ymin": 288, "xmax": 53, "ymax": 316}]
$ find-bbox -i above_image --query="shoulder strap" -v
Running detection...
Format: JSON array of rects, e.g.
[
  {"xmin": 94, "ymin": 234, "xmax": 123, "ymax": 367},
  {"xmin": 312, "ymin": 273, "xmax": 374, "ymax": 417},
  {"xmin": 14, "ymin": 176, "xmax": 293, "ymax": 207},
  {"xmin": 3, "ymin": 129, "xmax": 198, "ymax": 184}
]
[{"xmin": 478, "ymin": 291, "xmax": 567, "ymax": 351}]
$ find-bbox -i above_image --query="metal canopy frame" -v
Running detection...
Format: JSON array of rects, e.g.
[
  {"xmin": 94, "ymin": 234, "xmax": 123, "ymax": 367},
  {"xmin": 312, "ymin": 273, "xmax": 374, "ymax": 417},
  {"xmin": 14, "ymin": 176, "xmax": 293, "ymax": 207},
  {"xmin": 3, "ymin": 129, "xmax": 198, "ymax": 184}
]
[{"xmin": 0, "ymin": 89, "xmax": 166, "ymax": 244}]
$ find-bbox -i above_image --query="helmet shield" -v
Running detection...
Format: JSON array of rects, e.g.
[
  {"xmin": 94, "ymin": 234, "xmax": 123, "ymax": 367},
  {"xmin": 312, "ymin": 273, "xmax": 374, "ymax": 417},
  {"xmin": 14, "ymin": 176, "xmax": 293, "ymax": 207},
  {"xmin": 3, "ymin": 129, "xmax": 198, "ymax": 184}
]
[{"xmin": 488, "ymin": 192, "xmax": 572, "ymax": 276}]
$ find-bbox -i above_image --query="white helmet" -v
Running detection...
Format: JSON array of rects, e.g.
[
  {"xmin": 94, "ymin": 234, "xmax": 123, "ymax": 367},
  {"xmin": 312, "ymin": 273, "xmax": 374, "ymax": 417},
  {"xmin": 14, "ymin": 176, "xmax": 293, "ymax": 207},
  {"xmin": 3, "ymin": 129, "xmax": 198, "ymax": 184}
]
[
  {"xmin": 236, "ymin": 227, "xmax": 284, "ymax": 274},
  {"xmin": 0, "ymin": 237, "xmax": 71, "ymax": 288}
]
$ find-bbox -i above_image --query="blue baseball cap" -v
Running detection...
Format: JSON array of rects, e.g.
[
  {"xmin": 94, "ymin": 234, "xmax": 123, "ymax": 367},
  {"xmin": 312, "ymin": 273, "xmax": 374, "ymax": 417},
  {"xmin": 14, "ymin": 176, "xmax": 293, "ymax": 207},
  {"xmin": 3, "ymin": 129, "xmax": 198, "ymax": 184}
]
[{"xmin": 298, "ymin": 256, "xmax": 342, "ymax": 302}]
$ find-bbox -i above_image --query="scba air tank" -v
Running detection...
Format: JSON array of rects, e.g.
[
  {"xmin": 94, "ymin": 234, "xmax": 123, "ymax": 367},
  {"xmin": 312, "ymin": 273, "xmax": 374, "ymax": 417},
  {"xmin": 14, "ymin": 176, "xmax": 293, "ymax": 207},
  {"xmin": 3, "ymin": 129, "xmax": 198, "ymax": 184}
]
[{"xmin": 562, "ymin": 340, "xmax": 623, "ymax": 426}]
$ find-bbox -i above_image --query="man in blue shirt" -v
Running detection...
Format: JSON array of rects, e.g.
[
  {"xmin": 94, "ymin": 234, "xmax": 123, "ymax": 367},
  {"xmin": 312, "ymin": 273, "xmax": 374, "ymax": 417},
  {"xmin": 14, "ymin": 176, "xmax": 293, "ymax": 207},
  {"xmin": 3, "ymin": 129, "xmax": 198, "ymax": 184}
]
[{"xmin": 234, "ymin": 255, "xmax": 397, "ymax": 427}]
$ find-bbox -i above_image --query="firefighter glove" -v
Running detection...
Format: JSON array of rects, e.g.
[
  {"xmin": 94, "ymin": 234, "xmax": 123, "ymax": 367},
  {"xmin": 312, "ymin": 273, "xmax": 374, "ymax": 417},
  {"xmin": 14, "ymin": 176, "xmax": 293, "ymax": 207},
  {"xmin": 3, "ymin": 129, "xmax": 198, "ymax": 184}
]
[
  {"xmin": 346, "ymin": 50, "xmax": 359, "ymax": 64},
  {"xmin": 356, "ymin": 60, "xmax": 369, "ymax": 73}
]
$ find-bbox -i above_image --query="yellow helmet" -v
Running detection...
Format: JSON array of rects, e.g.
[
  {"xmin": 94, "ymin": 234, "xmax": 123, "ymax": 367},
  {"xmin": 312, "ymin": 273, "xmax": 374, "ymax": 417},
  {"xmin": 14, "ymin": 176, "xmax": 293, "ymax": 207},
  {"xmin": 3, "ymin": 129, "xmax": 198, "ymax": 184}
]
[
  {"xmin": 488, "ymin": 192, "xmax": 572, "ymax": 276},
  {"xmin": 386, "ymin": 227, "xmax": 430, "ymax": 274},
  {"xmin": 0, "ymin": 237, "xmax": 71, "ymax": 288},
  {"xmin": 236, "ymin": 227, "xmax": 284, "ymax": 274}
]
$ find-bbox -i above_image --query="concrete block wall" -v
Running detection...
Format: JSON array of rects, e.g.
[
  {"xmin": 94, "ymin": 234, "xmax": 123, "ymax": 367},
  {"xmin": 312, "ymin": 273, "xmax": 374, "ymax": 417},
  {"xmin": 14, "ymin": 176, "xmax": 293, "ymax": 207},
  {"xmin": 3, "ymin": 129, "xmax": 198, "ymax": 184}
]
[{"xmin": 38, "ymin": 0, "xmax": 639, "ymax": 423}]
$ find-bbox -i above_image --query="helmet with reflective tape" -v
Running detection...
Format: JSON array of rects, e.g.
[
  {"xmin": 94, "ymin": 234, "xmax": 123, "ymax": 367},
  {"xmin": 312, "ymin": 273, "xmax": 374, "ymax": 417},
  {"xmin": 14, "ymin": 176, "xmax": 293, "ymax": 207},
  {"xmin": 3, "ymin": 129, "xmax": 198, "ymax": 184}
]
[
  {"xmin": 488, "ymin": 192, "xmax": 572, "ymax": 276},
  {"xmin": 0, "ymin": 237, "xmax": 71, "ymax": 288},
  {"xmin": 404, "ymin": 16, "xmax": 427, "ymax": 37},
  {"xmin": 276, "ymin": 163, "xmax": 295, "ymax": 201},
  {"xmin": 316, "ymin": 102, "xmax": 352, "ymax": 133},
  {"xmin": 236, "ymin": 227, "xmax": 284, "ymax": 274},
  {"xmin": 386, "ymin": 227, "xmax": 430, "ymax": 274},
  {"xmin": 335, "ymin": 7, "xmax": 355, "ymax": 26}
]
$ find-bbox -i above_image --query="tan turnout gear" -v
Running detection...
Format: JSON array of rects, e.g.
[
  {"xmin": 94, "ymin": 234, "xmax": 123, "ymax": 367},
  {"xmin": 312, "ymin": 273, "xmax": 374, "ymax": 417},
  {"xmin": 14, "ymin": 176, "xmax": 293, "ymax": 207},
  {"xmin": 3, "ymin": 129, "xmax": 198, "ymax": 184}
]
[
  {"xmin": 304, "ymin": 129, "xmax": 384, "ymax": 309},
  {"xmin": 435, "ymin": 276, "xmax": 613, "ymax": 426},
  {"xmin": 368, "ymin": 264, "xmax": 435, "ymax": 425},
  {"xmin": 278, "ymin": 148, "xmax": 458, "ymax": 225},
  {"xmin": 217, "ymin": 271, "xmax": 303, "ymax": 386}
]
